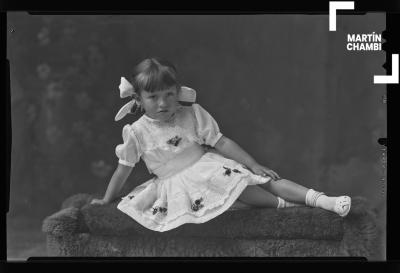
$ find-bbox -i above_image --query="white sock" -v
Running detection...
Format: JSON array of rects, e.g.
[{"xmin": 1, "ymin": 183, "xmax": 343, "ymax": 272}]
[
  {"xmin": 315, "ymin": 195, "xmax": 337, "ymax": 211},
  {"xmin": 305, "ymin": 189, "xmax": 323, "ymax": 207},
  {"xmin": 305, "ymin": 189, "xmax": 345, "ymax": 212},
  {"xmin": 277, "ymin": 197, "xmax": 302, "ymax": 209},
  {"xmin": 305, "ymin": 189, "xmax": 352, "ymax": 217}
]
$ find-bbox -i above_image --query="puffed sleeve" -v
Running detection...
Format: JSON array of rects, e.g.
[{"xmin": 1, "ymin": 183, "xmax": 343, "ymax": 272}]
[
  {"xmin": 115, "ymin": 124, "xmax": 142, "ymax": 167},
  {"xmin": 192, "ymin": 103, "xmax": 223, "ymax": 147}
]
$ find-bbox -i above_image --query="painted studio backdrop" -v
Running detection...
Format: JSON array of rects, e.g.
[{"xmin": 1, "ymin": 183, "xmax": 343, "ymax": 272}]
[{"xmin": 7, "ymin": 13, "xmax": 386, "ymax": 257}]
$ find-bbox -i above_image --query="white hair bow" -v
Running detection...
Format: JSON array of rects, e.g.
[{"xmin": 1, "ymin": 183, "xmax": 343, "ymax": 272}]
[
  {"xmin": 119, "ymin": 77, "xmax": 135, "ymax": 98},
  {"xmin": 115, "ymin": 77, "xmax": 197, "ymax": 121}
]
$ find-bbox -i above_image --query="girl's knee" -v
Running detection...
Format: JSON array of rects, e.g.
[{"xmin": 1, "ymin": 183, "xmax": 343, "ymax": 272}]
[
  {"xmin": 260, "ymin": 181, "xmax": 273, "ymax": 191},
  {"xmin": 238, "ymin": 185, "xmax": 279, "ymax": 208}
]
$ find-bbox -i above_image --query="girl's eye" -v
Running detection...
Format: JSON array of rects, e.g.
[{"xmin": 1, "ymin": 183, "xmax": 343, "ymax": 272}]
[
  {"xmin": 167, "ymin": 92, "xmax": 174, "ymax": 97},
  {"xmin": 149, "ymin": 96, "xmax": 156, "ymax": 99}
]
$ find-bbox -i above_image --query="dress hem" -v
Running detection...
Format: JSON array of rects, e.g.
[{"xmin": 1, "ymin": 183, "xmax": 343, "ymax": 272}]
[{"xmin": 117, "ymin": 180, "xmax": 250, "ymax": 232}]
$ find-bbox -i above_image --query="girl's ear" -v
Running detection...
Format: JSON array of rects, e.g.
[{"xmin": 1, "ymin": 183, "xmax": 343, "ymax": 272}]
[{"xmin": 133, "ymin": 93, "xmax": 141, "ymax": 102}]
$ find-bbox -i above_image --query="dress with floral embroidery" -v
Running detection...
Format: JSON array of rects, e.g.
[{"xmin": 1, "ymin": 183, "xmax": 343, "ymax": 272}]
[{"xmin": 116, "ymin": 103, "xmax": 271, "ymax": 232}]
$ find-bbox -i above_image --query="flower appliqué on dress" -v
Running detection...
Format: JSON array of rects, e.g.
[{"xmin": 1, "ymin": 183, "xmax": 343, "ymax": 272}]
[
  {"xmin": 223, "ymin": 166, "xmax": 242, "ymax": 176},
  {"xmin": 152, "ymin": 206, "xmax": 168, "ymax": 215},
  {"xmin": 166, "ymin": 135, "xmax": 182, "ymax": 147},
  {"xmin": 191, "ymin": 197, "xmax": 204, "ymax": 211}
]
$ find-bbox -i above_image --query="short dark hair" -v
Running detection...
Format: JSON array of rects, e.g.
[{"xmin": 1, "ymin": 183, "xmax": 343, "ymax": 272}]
[{"xmin": 131, "ymin": 58, "xmax": 179, "ymax": 95}]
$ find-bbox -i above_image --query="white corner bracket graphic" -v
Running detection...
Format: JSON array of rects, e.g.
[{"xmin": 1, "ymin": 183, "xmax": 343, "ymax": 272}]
[
  {"xmin": 329, "ymin": 1, "xmax": 355, "ymax": 31},
  {"xmin": 374, "ymin": 54, "xmax": 399, "ymax": 84}
]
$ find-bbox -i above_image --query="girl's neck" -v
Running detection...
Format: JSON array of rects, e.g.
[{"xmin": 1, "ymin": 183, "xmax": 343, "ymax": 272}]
[{"xmin": 143, "ymin": 111, "xmax": 177, "ymax": 124}]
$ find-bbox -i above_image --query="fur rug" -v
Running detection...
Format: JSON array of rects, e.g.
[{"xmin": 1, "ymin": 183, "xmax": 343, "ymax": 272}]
[{"xmin": 42, "ymin": 193, "xmax": 381, "ymax": 258}]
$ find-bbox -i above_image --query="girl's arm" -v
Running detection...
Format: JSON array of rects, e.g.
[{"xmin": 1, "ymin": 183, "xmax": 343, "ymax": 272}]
[
  {"xmin": 91, "ymin": 164, "xmax": 133, "ymax": 204},
  {"xmin": 214, "ymin": 136, "xmax": 280, "ymax": 180},
  {"xmin": 214, "ymin": 136, "xmax": 258, "ymax": 168}
]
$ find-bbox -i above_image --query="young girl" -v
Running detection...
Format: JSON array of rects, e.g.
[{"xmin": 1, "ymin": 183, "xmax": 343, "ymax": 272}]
[{"xmin": 91, "ymin": 58, "xmax": 351, "ymax": 232}]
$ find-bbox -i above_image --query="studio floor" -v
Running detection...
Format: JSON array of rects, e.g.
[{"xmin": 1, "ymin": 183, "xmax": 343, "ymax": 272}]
[{"xmin": 7, "ymin": 215, "xmax": 48, "ymax": 261}]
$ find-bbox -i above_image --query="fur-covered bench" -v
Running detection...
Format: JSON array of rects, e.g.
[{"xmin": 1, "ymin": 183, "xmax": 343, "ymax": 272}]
[{"xmin": 42, "ymin": 193, "xmax": 381, "ymax": 258}]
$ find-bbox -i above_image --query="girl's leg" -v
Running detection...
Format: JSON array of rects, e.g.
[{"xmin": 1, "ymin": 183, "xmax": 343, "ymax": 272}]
[
  {"xmin": 259, "ymin": 179, "xmax": 308, "ymax": 204},
  {"xmin": 260, "ymin": 179, "xmax": 351, "ymax": 217},
  {"xmin": 238, "ymin": 185, "xmax": 279, "ymax": 208},
  {"xmin": 258, "ymin": 185, "xmax": 303, "ymax": 208}
]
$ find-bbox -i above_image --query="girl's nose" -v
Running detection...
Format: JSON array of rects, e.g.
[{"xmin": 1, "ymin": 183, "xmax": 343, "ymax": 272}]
[{"xmin": 158, "ymin": 98, "xmax": 167, "ymax": 108}]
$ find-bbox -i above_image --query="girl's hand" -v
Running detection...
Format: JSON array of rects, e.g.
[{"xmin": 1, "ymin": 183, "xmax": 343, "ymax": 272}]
[
  {"xmin": 250, "ymin": 164, "xmax": 281, "ymax": 181},
  {"xmin": 90, "ymin": 198, "xmax": 110, "ymax": 205}
]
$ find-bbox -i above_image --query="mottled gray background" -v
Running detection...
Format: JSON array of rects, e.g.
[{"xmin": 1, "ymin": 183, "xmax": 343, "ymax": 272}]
[{"xmin": 7, "ymin": 13, "xmax": 386, "ymax": 259}]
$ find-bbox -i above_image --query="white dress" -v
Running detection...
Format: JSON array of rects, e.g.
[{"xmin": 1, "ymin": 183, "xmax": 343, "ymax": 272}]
[{"xmin": 116, "ymin": 103, "xmax": 271, "ymax": 232}]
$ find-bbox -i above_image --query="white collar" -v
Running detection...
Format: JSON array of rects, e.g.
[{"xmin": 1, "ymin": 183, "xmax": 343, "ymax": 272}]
[{"xmin": 141, "ymin": 109, "xmax": 179, "ymax": 124}]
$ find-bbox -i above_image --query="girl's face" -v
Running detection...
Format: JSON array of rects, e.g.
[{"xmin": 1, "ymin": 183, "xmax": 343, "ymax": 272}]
[{"xmin": 138, "ymin": 86, "xmax": 179, "ymax": 122}]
